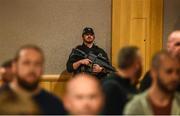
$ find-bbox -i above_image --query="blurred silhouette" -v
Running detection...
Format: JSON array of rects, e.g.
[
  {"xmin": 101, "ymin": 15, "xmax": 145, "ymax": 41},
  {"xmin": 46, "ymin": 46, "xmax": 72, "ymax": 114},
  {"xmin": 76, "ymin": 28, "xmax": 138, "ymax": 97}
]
[
  {"xmin": 0, "ymin": 45, "xmax": 66, "ymax": 114},
  {"xmin": 102, "ymin": 46, "xmax": 142, "ymax": 114},
  {"xmin": 140, "ymin": 30, "xmax": 180, "ymax": 92},
  {"xmin": 124, "ymin": 50, "xmax": 180, "ymax": 115},
  {"xmin": 63, "ymin": 73, "xmax": 104, "ymax": 115},
  {"xmin": 0, "ymin": 59, "xmax": 15, "ymax": 85},
  {"xmin": 0, "ymin": 86, "xmax": 40, "ymax": 114}
]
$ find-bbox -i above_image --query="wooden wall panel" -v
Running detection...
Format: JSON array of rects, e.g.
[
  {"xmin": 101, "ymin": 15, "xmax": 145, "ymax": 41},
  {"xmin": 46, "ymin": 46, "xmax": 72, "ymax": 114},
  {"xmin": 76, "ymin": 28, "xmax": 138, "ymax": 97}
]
[
  {"xmin": 149, "ymin": 0, "xmax": 163, "ymax": 64},
  {"xmin": 51, "ymin": 82, "xmax": 67, "ymax": 98},
  {"xmin": 130, "ymin": 18, "xmax": 147, "ymax": 72},
  {"xmin": 112, "ymin": 0, "xmax": 131, "ymax": 67},
  {"xmin": 131, "ymin": 0, "xmax": 149, "ymax": 18},
  {"xmin": 40, "ymin": 82, "xmax": 51, "ymax": 92},
  {"xmin": 112, "ymin": 0, "xmax": 163, "ymax": 76},
  {"xmin": 40, "ymin": 72, "xmax": 72, "ymax": 98}
]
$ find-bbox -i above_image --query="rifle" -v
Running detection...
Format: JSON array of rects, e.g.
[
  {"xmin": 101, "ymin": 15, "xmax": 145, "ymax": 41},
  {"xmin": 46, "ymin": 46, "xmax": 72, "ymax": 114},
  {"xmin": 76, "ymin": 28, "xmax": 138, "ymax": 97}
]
[{"xmin": 70, "ymin": 48, "xmax": 116, "ymax": 73}]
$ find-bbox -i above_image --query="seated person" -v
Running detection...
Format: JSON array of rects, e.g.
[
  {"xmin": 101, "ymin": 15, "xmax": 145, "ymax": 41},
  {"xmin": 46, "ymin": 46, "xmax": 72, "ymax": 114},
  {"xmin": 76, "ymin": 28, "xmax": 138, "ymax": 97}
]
[
  {"xmin": 66, "ymin": 27, "xmax": 110, "ymax": 79},
  {"xmin": 124, "ymin": 50, "xmax": 180, "ymax": 115},
  {"xmin": 63, "ymin": 73, "xmax": 104, "ymax": 115}
]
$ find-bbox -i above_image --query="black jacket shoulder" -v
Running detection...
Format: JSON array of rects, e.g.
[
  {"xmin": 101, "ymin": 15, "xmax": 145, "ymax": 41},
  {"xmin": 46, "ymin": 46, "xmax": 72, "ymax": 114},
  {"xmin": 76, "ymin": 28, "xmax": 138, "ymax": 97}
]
[
  {"xmin": 75, "ymin": 45, "xmax": 84, "ymax": 50},
  {"xmin": 33, "ymin": 89, "xmax": 67, "ymax": 114}
]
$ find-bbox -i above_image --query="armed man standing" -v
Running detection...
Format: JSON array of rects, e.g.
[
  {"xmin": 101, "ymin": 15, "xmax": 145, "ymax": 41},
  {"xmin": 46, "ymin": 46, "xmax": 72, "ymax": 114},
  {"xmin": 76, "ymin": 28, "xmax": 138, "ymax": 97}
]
[{"xmin": 66, "ymin": 27, "xmax": 111, "ymax": 79}]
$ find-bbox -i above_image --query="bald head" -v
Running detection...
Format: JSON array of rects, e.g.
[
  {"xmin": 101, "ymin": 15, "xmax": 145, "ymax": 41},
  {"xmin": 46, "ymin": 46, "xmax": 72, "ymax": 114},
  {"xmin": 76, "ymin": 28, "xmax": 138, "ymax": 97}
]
[
  {"xmin": 65, "ymin": 74, "xmax": 102, "ymax": 93},
  {"xmin": 64, "ymin": 73, "xmax": 104, "ymax": 115},
  {"xmin": 167, "ymin": 30, "xmax": 180, "ymax": 60},
  {"xmin": 168, "ymin": 30, "xmax": 180, "ymax": 42}
]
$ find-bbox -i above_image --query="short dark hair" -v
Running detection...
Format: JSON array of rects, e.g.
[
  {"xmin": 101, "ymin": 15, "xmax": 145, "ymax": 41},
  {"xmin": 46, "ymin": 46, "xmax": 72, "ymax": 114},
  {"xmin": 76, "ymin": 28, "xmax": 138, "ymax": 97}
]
[
  {"xmin": 1, "ymin": 60, "xmax": 13, "ymax": 68},
  {"xmin": 118, "ymin": 46, "xmax": 139, "ymax": 69},
  {"xmin": 151, "ymin": 50, "xmax": 172, "ymax": 70},
  {"xmin": 14, "ymin": 44, "xmax": 44, "ymax": 62}
]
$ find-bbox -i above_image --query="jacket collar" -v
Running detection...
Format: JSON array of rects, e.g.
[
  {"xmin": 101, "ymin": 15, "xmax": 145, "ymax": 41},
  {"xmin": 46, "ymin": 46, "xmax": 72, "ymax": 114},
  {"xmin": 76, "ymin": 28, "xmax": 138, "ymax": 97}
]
[
  {"xmin": 82, "ymin": 43, "xmax": 95, "ymax": 49},
  {"xmin": 140, "ymin": 91, "xmax": 180, "ymax": 115}
]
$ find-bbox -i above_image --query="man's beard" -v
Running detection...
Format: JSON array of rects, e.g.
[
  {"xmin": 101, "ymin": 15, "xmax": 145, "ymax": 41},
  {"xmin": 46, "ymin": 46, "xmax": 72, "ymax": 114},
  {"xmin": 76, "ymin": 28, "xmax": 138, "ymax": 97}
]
[
  {"xmin": 176, "ymin": 52, "xmax": 180, "ymax": 62},
  {"xmin": 17, "ymin": 75, "xmax": 40, "ymax": 92},
  {"xmin": 83, "ymin": 38, "xmax": 94, "ymax": 44},
  {"xmin": 157, "ymin": 76, "xmax": 176, "ymax": 94}
]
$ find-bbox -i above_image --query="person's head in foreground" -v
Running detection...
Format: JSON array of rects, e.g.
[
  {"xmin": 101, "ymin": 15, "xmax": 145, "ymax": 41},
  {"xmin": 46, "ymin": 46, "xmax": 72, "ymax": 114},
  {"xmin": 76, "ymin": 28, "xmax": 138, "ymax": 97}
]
[
  {"xmin": 117, "ymin": 46, "xmax": 142, "ymax": 84},
  {"xmin": 13, "ymin": 44, "xmax": 44, "ymax": 92},
  {"xmin": 124, "ymin": 50, "xmax": 180, "ymax": 115},
  {"xmin": 151, "ymin": 50, "xmax": 180, "ymax": 94},
  {"xmin": 0, "ymin": 59, "xmax": 15, "ymax": 84},
  {"xmin": 63, "ymin": 73, "xmax": 104, "ymax": 115},
  {"xmin": 167, "ymin": 30, "xmax": 180, "ymax": 61},
  {"xmin": 8, "ymin": 45, "xmax": 66, "ymax": 115}
]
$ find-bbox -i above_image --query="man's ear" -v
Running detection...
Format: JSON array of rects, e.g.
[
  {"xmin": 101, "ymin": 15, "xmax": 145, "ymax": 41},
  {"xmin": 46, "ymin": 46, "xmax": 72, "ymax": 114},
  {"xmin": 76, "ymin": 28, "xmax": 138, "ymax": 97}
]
[
  {"xmin": 62, "ymin": 94, "xmax": 71, "ymax": 113},
  {"xmin": 150, "ymin": 68, "xmax": 157, "ymax": 80},
  {"xmin": 12, "ymin": 60, "xmax": 18, "ymax": 74},
  {"xmin": 82, "ymin": 34, "xmax": 85, "ymax": 38}
]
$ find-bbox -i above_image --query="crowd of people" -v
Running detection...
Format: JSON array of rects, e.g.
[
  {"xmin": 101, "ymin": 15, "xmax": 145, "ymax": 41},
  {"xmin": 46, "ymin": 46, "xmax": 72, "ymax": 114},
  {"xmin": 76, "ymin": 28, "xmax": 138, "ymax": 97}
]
[{"xmin": 0, "ymin": 27, "xmax": 180, "ymax": 115}]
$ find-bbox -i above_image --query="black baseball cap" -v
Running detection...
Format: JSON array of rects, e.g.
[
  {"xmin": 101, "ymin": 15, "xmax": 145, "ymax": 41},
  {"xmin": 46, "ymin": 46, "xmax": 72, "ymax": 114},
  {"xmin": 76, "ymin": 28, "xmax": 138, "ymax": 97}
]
[{"xmin": 82, "ymin": 27, "xmax": 94, "ymax": 36}]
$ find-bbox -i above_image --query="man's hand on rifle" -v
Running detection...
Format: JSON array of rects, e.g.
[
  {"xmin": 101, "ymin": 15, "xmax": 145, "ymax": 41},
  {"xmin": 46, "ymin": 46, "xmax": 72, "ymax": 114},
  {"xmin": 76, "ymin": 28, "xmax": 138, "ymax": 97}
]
[
  {"xmin": 73, "ymin": 59, "xmax": 92, "ymax": 70},
  {"xmin": 93, "ymin": 64, "xmax": 103, "ymax": 73},
  {"xmin": 79, "ymin": 59, "xmax": 92, "ymax": 65}
]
